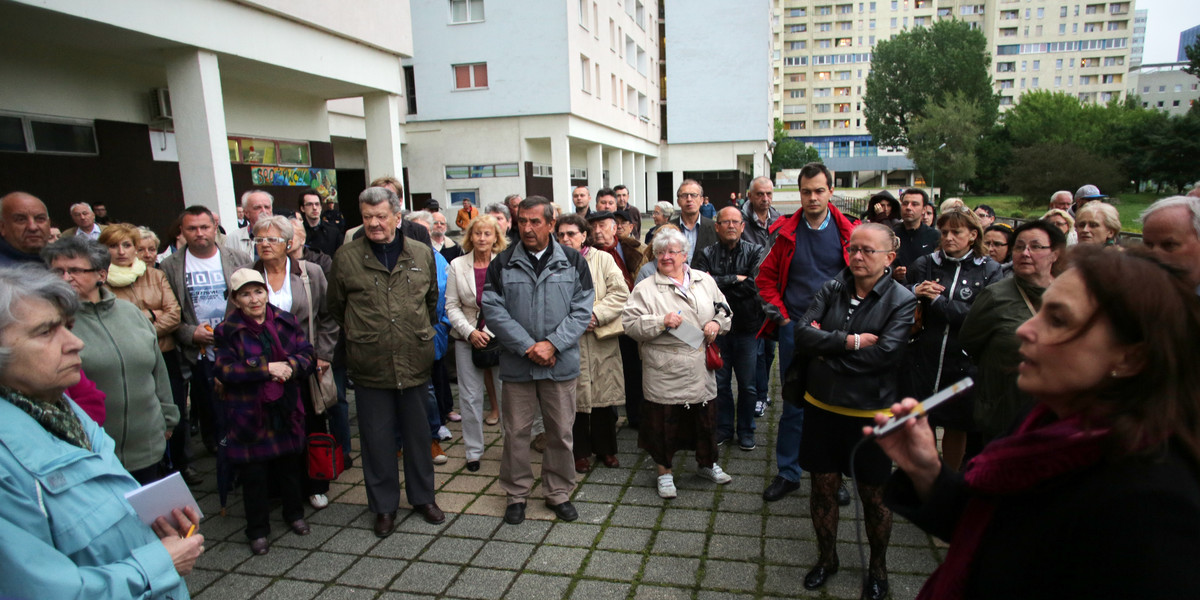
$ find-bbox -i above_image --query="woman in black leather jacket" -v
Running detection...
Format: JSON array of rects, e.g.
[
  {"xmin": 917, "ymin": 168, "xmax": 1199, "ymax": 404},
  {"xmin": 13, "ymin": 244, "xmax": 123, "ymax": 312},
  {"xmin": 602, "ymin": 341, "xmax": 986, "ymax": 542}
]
[
  {"xmin": 791, "ymin": 223, "xmax": 917, "ymax": 600},
  {"xmin": 905, "ymin": 208, "xmax": 1002, "ymax": 470}
]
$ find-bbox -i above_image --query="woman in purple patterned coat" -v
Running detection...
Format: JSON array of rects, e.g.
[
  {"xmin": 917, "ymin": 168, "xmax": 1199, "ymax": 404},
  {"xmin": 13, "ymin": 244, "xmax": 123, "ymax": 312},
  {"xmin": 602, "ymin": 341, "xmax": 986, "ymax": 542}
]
[{"xmin": 215, "ymin": 268, "xmax": 315, "ymax": 556}]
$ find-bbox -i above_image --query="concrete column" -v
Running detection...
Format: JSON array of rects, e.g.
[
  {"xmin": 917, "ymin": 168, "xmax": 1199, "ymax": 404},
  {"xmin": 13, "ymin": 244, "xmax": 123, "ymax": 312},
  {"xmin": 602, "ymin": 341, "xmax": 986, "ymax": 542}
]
[
  {"xmin": 363, "ymin": 93, "xmax": 406, "ymax": 208},
  {"xmin": 622, "ymin": 152, "xmax": 635, "ymax": 202},
  {"xmin": 587, "ymin": 144, "xmax": 604, "ymax": 194},
  {"xmin": 165, "ymin": 50, "xmax": 236, "ymax": 227},
  {"xmin": 672, "ymin": 170, "xmax": 685, "ymax": 199},
  {"xmin": 550, "ymin": 134, "xmax": 571, "ymax": 211},
  {"xmin": 752, "ymin": 150, "xmax": 766, "ymax": 178},
  {"xmin": 646, "ymin": 157, "xmax": 660, "ymax": 207},
  {"xmin": 608, "ymin": 148, "xmax": 624, "ymax": 189},
  {"xmin": 633, "ymin": 154, "xmax": 647, "ymax": 211}
]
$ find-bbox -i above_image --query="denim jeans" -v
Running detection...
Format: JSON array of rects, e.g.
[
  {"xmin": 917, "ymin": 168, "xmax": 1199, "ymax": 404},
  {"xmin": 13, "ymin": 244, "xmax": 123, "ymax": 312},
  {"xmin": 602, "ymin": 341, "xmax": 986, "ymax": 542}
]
[
  {"xmin": 773, "ymin": 321, "xmax": 805, "ymax": 482},
  {"xmin": 715, "ymin": 332, "xmax": 759, "ymax": 441}
]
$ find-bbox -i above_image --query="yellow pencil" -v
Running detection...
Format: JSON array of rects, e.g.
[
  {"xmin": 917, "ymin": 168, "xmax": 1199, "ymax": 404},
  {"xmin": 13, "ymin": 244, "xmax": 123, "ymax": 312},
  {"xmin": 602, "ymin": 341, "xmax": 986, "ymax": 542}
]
[{"xmin": 185, "ymin": 524, "xmax": 196, "ymax": 538}]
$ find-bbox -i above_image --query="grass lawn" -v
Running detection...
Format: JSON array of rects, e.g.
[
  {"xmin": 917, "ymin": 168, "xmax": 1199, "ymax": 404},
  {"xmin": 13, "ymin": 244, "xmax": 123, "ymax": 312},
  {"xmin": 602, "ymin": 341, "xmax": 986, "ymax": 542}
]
[{"xmin": 961, "ymin": 193, "xmax": 1157, "ymax": 234}]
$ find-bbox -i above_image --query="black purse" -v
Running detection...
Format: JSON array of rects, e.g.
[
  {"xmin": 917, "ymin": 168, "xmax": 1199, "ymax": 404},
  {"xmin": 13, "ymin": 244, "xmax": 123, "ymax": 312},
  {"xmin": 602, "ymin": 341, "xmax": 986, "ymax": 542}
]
[{"xmin": 471, "ymin": 313, "xmax": 502, "ymax": 369}]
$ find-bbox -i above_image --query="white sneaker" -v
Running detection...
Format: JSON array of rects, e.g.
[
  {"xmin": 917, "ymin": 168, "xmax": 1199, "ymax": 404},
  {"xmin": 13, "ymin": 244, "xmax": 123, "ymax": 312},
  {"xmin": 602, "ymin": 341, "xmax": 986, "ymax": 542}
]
[
  {"xmin": 657, "ymin": 474, "xmax": 677, "ymax": 499},
  {"xmin": 437, "ymin": 426, "xmax": 453, "ymax": 441},
  {"xmin": 308, "ymin": 494, "xmax": 329, "ymax": 509},
  {"xmin": 698, "ymin": 464, "xmax": 732, "ymax": 484}
]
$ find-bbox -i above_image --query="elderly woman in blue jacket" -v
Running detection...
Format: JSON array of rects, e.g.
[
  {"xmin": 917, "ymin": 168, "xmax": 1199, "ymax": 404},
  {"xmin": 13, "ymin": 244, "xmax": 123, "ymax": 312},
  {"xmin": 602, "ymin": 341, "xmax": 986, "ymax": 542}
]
[
  {"xmin": 790, "ymin": 224, "xmax": 917, "ymax": 600},
  {"xmin": 0, "ymin": 265, "xmax": 203, "ymax": 599}
]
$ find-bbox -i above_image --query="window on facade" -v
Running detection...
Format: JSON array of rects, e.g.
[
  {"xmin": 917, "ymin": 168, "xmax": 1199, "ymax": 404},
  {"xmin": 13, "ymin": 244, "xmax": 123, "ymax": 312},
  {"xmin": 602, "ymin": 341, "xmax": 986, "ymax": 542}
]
[
  {"xmin": 789, "ymin": 90, "xmax": 805, "ymax": 98},
  {"xmin": 453, "ymin": 63, "xmax": 488, "ymax": 89},
  {"xmin": 450, "ymin": 0, "xmax": 484, "ymax": 23},
  {"xmin": 581, "ymin": 56, "xmax": 592, "ymax": 93},
  {"xmin": 445, "ymin": 163, "xmax": 519, "ymax": 179},
  {"xmin": 0, "ymin": 114, "xmax": 98, "ymax": 155},
  {"xmin": 579, "ymin": 0, "xmax": 588, "ymax": 28}
]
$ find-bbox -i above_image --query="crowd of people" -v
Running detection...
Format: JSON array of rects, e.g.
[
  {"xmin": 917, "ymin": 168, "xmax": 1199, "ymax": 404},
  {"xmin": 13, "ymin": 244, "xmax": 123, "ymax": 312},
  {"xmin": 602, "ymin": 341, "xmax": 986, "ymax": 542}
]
[{"xmin": 3, "ymin": 168, "xmax": 1200, "ymax": 599}]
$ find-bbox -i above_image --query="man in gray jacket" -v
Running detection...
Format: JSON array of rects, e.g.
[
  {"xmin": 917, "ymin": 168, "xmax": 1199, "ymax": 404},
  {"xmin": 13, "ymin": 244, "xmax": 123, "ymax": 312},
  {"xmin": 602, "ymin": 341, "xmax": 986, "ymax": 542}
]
[{"xmin": 481, "ymin": 196, "xmax": 594, "ymax": 525}]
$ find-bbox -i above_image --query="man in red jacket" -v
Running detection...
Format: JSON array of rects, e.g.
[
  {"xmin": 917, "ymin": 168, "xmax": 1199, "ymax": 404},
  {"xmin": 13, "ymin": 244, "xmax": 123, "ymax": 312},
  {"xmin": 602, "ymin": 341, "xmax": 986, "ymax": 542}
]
[{"xmin": 755, "ymin": 163, "xmax": 856, "ymax": 502}]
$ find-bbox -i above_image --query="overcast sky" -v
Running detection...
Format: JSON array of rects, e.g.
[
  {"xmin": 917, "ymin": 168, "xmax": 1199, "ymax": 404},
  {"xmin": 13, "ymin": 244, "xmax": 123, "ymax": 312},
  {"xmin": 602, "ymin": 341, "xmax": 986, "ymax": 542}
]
[{"xmin": 1139, "ymin": 0, "xmax": 1200, "ymax": 64}]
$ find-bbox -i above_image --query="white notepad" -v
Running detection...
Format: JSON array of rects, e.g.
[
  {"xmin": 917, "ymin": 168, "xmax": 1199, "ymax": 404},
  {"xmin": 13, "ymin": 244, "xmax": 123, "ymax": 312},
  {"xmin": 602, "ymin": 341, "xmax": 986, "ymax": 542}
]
[{"xmin": 123, "ymin": 471, "xmax": 204, "ymax": 529}]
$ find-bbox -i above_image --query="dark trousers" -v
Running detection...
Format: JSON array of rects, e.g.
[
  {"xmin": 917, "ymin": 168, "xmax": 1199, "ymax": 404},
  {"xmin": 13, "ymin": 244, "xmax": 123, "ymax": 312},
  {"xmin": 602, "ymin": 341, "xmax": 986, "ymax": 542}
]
[
  {"xmin": 241, "ymin": 453, "xmax": 304, "ymax": 539},
  {"xmin": 757, "ymin": 338, "xmax": 776, "ymax": 406},
  {"xmin": 356, "ymin": 384, "xmax": 436, "ymax": 513},
  {"xmin": 432, "ymin": 357, "xmax": 453, "ymax": 419},
  {"xmin": 128, "ymin": 463, "xmax": 162, "ymax": 485},
  {"xmin": 163, "ymin": 349, "xmax": 189, "ymax": 471},
  {"xmin": 330, "ymin": 365, "xmax": 352, "ymax": 459},
  {"xmin": 189, "ymin": 357, "xmax": 218, "ymax": 450},
  {"xmin": 573, "ymin": 406, "xmax": 618, "ymax": 459},
  {"xmin": 300, "ymin": 387, "xmax": 330, "ymax": 496},
  {"xmin": 618, "ymin": 335, "xmax": 644, "ymax": 428},
  {"xmin": 715, "ymin": 333, "xmax": 759, "ymax": 441}
]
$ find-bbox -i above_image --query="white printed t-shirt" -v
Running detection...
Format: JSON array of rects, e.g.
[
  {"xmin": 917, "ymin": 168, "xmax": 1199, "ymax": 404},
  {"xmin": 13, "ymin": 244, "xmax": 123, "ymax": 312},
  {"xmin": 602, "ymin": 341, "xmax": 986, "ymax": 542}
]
[{"xmin": 185, "ymin": 250, "xmax": 227, "ymax": 361}]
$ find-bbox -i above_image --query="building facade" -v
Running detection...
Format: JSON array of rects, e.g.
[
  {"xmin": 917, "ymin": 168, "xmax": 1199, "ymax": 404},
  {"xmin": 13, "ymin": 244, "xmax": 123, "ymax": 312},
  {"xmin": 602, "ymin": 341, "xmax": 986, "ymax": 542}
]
[
  {"xmin": 1131, "ymin": 63, "xmax": 1200, "ymax": 117},
  {"xmin": 1179, "ymin": 23, "xmax": 1200, "ymax": 61}
]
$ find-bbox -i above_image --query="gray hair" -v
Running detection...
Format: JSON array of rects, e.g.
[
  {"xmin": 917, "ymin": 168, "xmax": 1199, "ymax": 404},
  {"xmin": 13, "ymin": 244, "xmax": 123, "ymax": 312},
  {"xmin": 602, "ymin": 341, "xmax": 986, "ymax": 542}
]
[
  {"xmin": 359, "ymin": 186, "xmax": 402, "ymax": 214},
  {"xmin": 240, "ymin": 189, "xmax": 274, "ymax": 210},
  {"xmin": 137, "ymin": 226, "xmax": 160, "ymax": 248},
  {"xmin": 406, "ymin": 210, "xmax": 434, "ymax": 228},
  {"xmin": 653, "ymin": 201, "xmax": 674, "ymax": 218},
  {"xmin": 651, "ymin": 228, "xmax": 690, "ymax": 259},
  {"xmin": 748, "ymin": 176, "xmax": 773, "ymax": 193},
  {"xmin": 0, "ymin": 265, "xmax": 81, "ymax": 374},
  {"xmin": 253, "ymin": 215, "xmax": 294, "ymax": 241},
  {"xmin": 69, "ymin": 202, "xmax": 92, "ymax": 213},
  {"xmin": 485, "ymin": 203, "xmax": 511, "ymax": 220},
  {"xmin": 1075, "ymin": 202, "xmax": 1122, "ymax": 237},
  {"xmin": 41, "ymin": 236, "xmax": 111, "ymax": 271},
  {"xmin": 854, "ymin": 222, "xmax": 901, "ymax": 251},
  {"xmin": 1141, "ymin": 195, "xmax": 1200, "ymax": 239}
]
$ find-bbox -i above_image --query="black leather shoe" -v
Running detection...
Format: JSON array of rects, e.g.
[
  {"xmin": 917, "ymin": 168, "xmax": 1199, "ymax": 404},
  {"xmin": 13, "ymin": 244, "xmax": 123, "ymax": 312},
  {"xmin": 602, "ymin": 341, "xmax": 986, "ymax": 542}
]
[
  {"xmin": 504, "ymin": 502, "xmax": 526, "ymax": 525},
  {"xmin": 466, "ymin": 460, "xmax": 481, "ymax": 472},
  {"xmin": 545, "ymin": 500, "xmax": 579, "ymax": 522},
  {"xmin": 837, "ymin": 483, "xmax": 852, "ymax": 506},
  {"xmin": 249, "ymin": 537, "xmax": 270, "ymax": 555},
  {"xmin": 803, "ymin": 563, "xmax": 839, "ymax": 590},
  {"xmin": 373, "ymin": 512, "xmax": 397, "ymax": 538},
  {"xmin": 413, "ymin": 503, "xmax": 446, "ymax": 525},
  {"xmin": 762, "ymin": 475, "xmax": 801, "ymax": 502},
  {"xmin": 289, "ymin": 519, "xmax": 311, "ymax": 535},
  {"xmin": 862, "ymin": 575, "xmax": 889, "ymax": 600}
]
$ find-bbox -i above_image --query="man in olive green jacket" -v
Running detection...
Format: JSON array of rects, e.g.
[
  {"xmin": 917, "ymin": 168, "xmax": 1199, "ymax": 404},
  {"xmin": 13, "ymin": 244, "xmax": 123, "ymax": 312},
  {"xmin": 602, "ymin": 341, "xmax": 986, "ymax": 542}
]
[{"xmin": 328, "ymin": 186, "xmax": 445, "ymax": 537}]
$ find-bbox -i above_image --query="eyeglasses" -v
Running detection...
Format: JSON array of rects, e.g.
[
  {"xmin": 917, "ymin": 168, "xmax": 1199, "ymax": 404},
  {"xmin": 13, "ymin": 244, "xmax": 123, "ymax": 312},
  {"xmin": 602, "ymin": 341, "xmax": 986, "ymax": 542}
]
[
  {"xmin": 253, "ymin": 236, "xmax": 287, "ymax": 245},
  {"xmin": 1013, "ymin": 243, "xmax": 1052, "ymax": 254},
  {"xmin": 715, "ymin": 219, "xmax": 743, "ymax": 227},
  {"xmin": 982, "ymin": 241, "xmax": 1009, "ymax": 247},
  {"xmin": 659, "ymin": 249, "xmax": 686, "ymax": 256},
  {"xmin": 847, "ymin": 246, "xmax": 889, "ymax": 256},
  {"xmin": 677, "ymin": 192, "xmax": 701, "ymax": 199},
  {"xmin": 555, "ymin": 231, "xmax": 584, "ymax": 239},
  {"xmin": 51, "ymin": 267, "xmax": 99, "ymax": 277}
]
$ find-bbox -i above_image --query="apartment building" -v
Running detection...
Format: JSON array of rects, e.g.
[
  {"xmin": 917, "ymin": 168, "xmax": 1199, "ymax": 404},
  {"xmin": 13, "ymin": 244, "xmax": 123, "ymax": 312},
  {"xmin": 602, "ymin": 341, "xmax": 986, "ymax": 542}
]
[
  {"xmin": 772, "ymin": 0, "xmax": 1136, "ymax": 186},
  {"xmin": 1131, "ymin": 63, "xmax": 1200, "ymax": 117},
  {"xmin": 1131, "ymin": 9, "xmax": 1147, "ymax": 67},
  {"xmin": 0, "ymin": 0, "xmax": 413, "ymax": 232}
]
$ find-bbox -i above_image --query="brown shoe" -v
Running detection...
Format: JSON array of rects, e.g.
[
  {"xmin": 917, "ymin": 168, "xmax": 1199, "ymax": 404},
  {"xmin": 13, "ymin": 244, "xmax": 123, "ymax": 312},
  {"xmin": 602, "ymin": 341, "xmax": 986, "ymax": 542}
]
[
  {"xmin": 575, "ymin": 457, "xmax": 591, "ymax": 473},
  {"xmin": 600, "ymin": 454, "xmax": 620, "ymax": 468},
  {"xmin": 289, "ymin": 519, "xmax": 311, "ymax": 535},
  {"xmin": 373, "ymin": 512, "xmax": 397, "ymax": 538},
  {"xmin": 530, "ymin": 433, "xmax": 547, "ymax": 453},
  {"xmin": 432, "ymin": 441, "xmax": 448, "ymax": 465},
  {"xmin": 412, "ymin": 503, "xmax": 446, "ymax": 524}
]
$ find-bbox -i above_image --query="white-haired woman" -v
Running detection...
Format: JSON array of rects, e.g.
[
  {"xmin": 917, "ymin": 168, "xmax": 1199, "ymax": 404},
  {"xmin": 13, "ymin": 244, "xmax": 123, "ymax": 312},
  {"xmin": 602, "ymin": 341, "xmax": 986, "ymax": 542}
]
[
  {"xmin": 622, "ymin": 229, "xmax": 732, "ymax": 499},
  {"xmin": 250, "ymin": 215, "xmax": 338, "ymax": 509},
  {"xmin": 0, "ymin": 265, "xmax": 203, "ymax": 598},
  {"xmin": 644, "ymin": 201, "xmax": 675, "ymax": 245},
  {"xmin": 446, "ymin": 213, "xmax": 509, "ymax": 471}
]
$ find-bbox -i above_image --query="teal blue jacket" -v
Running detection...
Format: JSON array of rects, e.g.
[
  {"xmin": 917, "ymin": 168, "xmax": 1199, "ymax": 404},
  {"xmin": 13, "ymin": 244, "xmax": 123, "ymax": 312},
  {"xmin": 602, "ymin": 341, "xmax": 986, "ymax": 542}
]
[{"xmin": 0, "ymin": 395, "xmax": 189, "ymax": 599}]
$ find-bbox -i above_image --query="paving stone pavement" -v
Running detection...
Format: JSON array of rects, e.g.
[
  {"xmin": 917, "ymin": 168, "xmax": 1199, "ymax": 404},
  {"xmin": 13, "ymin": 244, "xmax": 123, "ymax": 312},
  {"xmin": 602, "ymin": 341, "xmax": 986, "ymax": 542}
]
[{"xmin": 184, "ymin": 389, "xmax": 944, "ymax": 599}]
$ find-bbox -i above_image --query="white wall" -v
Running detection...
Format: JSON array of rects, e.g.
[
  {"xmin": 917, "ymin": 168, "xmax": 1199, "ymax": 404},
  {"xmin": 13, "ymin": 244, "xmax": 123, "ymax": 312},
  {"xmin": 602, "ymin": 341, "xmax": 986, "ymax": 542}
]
[
  {"xmin": 408, "ymin": 0, "xmax": 571, "ymax": 121},
  {"xmin": 222, "ymin": 81, "xmax": 330, "ymax": 142},
  {"xmin": 664, "ymin": 0, "xmax": 773, "ymax": 144},
  {"xmin": 404, "ymin": 118, "xmax": 529, "ymax": 211},
  {"xmin": 245, "ymin": 0, "xmax": 412, "ymax": 56}
]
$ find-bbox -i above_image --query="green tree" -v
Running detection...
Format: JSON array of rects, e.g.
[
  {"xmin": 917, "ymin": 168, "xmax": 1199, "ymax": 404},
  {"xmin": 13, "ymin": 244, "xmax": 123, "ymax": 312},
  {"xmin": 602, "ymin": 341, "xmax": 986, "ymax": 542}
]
[
  {"xmin": 1005, "ymin": 142, "xmax": 1125, "ymax": 207},
  {"xmin": 906, "ymin": 92, "xmax": 984, "ymax": 194},
  {"xmin": 1184, "ymin": 40, "xmax": 1200, "ymax": 78},
  {"xmin": 967, "ymin": 125, "xmax": 1012, "ymax": 194},
  {"xmin": 1146, "ymin": 111, "xmax": 1200, "ymax": 193},
  {"xmin": 771, "ymin": 119, "xmax": 821, "ymax": 174},
  {"xmin": 864, "ymin": 20, "xmax": 999, "ymax": 149}
]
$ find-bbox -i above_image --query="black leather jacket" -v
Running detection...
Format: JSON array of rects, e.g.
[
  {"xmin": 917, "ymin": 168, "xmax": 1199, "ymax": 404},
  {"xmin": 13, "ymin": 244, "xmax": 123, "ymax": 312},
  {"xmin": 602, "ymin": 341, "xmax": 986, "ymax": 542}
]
[
  {"xmin": 791, "ymin": 267, "xmax": 917, "ymax": 411},
  {"xmin": 693, "ymin": 239, "xmax": 768, "ymax": 334}
]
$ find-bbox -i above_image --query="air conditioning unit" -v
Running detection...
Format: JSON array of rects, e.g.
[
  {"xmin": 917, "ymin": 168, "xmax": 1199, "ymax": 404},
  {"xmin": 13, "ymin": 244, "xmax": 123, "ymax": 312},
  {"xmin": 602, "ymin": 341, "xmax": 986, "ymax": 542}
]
[{"xmin": 150, "ymin": 88, "xmax": 173, "ymax": 120}]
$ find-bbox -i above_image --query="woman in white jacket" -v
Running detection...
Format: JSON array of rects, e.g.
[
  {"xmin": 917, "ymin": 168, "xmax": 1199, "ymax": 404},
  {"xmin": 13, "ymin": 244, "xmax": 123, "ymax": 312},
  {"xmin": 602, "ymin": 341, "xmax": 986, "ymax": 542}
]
[
  {"xmin": 445, "ymin": 214, "xmax": 508, "ymax": 472},
  {"xmin": 622, "ymin": 229, "xmax": 732, "ymax": 499}
]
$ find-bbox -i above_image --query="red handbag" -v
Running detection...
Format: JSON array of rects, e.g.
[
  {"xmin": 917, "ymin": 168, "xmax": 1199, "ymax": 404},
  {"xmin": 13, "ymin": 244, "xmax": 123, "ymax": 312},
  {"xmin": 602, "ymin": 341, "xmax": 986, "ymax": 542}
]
[
  {"xmin": 307, "ymin": 432, "xmax": 345, "ymax": 481},
  {"xmin": 705, "ymin": 343, "xmax": 724, "ymax": 370}
]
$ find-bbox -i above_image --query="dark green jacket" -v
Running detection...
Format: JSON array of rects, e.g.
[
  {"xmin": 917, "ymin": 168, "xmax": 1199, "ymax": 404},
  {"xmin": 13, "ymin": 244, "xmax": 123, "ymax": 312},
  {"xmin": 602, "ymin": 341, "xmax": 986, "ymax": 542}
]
[
  {"xmin": 960, "ymin": 276, "xmax": 1046, "ymax": 438},
  {"xmin": 328, "ymin": 235, "xmax": 438, "ymax": 389}
]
